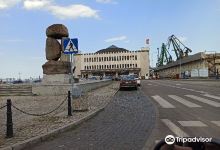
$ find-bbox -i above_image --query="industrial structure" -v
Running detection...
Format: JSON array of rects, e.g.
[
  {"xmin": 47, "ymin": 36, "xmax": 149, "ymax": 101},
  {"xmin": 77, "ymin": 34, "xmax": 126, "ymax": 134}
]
[
  {"xmin": 74, "ymin": 45, "xmax": 150, "ymax": 79},
  {"xmin": 155, "ymin": 35, "xmax": 220, "ymax": 78}
]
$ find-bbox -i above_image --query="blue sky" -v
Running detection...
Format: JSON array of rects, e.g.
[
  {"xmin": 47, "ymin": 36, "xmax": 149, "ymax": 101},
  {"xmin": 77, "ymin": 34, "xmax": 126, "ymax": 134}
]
[{"xmin": 0, "ymin": 0, "xmax": 220, "ymax": 79}]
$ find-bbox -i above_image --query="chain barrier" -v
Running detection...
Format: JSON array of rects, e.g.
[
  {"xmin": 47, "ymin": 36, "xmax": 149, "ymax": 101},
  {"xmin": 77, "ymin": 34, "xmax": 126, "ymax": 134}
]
[
  {"xmin": 11, "ymin": 96, "xmax": 68, "ymax": 117},
  {"xmin": 0, "ymin": 104, "xmax": 6, "ymax": 110}
]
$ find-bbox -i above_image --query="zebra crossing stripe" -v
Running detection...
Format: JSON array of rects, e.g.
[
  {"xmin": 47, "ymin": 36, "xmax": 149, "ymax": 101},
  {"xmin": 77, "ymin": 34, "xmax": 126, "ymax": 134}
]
[
  {"xmin": 178, "ymin": 121, "xmax": 207, "ymax": 127},
  {"xmin": 168, "ymin": 95, "xmax": 201, "ymax": 108},
  {"xmin": 185, "ymin": 95, "xmax": 220, "ymax": 107},
  {"xmin": 151, "ymin": 95, "xmax": 175, "ymax": 108},
  {"xmin": 211, "ymin": 121, "xmax": 220, "ymax": 127},
  {"xmin": 203, "ymin": 94, "xmax": 220, "ymax": 100},
  {"xmin": 161, "ymin": 119, "xmax": 189, "ymax": 137}
]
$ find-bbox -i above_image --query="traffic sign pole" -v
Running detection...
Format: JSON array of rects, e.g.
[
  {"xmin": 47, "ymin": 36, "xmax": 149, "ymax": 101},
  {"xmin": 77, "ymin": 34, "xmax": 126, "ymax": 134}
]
[{"xmin": 61, "ymin": 37, "xmax": 79, "ymax": 113}]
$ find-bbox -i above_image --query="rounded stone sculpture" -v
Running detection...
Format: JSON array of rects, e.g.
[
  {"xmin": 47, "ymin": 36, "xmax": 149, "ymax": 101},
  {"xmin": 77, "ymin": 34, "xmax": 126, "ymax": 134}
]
[
  {"xmin": 46, "ymin": 24, "xmax": 69, "ymax": 39},
  {"xmin": 46, "ymin": 37, "xmax": 61, "ymax": 61},
  {"xmin": 42, "ymin": 60, "xmax": 71, "ymax": 75}
]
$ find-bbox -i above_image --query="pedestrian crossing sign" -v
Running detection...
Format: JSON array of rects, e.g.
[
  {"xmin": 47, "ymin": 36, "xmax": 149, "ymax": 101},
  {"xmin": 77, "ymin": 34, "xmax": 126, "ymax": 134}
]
[{"xmin": 62, "ymin": 38, "xmax": 78, "ymax": 54}]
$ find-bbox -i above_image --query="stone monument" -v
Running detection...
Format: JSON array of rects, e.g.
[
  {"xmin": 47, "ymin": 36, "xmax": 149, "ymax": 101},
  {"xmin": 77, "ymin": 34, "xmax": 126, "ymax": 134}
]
[{"xmin": 42, "ymin": 24, "xmax": 71, "ymax": 84}]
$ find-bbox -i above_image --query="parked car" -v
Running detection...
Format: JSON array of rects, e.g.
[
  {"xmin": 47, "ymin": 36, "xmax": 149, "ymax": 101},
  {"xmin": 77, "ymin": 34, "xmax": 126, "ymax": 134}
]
[
  {"xmin": 33, "ymin": 79, "xmax": 41, "ymax": 83},
  {"xmin": 88, "ymin": 77, "xmax": 97, "ymax": 80},
  {"xmin": 129, "ymin": 74, "xmax": 141, "ymax": 86},
  {"xmin": 119, "ymin": 76, "xmax": 137, "ymax": 90},
  {"xmin": 12, "ymin": 80, "xmax": 23, "ymax": 84}
]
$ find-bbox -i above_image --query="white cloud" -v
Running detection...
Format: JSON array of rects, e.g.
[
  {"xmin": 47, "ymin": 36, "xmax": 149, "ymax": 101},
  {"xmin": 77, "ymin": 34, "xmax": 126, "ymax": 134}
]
[
  {"xmin": 48, "ymin": 4, "xmax": 99, "ymax": 20},
  {"xmin": 124, "ymin": 40, "xmax": 130, "ymax": 43},
  {"xmin": 96, "ymin": 0, "xmax": 117, "ymax": 4},
  {"xmin": 0, "ymin": 0, "xmax": 100, "ymax": 20},
  {"xmin": 23, "ymin": 0, "xmax": 51, "ymax": 10},
  {"xmin": 178, "ymin": 36, "xmax": 187, "ymax": 43},
  {"xmin": 0, "ymin": 0, "xmax": 21, "ymax": 9},
  {"xmin": 105, "ymin": 35, "xmax": 127, "ymax": 43}
]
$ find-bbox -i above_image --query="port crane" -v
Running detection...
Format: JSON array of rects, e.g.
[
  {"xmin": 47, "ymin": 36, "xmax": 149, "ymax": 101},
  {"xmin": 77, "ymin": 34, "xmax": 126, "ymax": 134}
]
[
  {"xmin": 156, "ymin": 43, "xmax": 172, "ymax": 67},
  {"xmin": 167, "ymin": 35, "xmax": 192, "ymax": 59},
  {"xmin": 156, "ymin": 35, "xmax": 192, "ymax": 67}
]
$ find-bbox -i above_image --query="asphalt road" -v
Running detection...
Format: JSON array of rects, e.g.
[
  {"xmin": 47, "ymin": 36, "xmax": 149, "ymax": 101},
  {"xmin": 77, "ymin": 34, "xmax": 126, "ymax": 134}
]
[
  {"xmin": 26, "ymin": 88, "xmax": 155, "ymax": 150},
  {"xmin": 141, "ymin": 80, "xmax": 220, "ymax": 149}
]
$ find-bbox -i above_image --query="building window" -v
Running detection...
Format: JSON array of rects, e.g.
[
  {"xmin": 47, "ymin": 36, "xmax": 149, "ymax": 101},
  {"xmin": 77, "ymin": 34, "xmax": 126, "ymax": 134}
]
[
  {"xmin": 122, "ymin": 64, "xmax": 124, "ymax": 68},
  {"xmin": 127, "ymin": 56, "xmax": 129, "ymax": 60},
  {"xmin": 99, "ymin": 57, "xmax": 101, "ymax": 62},
  {"xmin": 104, "ymin": 57, "xmax": 106, "ymax": 61},
  {"xmin": 89, "ymin": 58, "xmax": 91, "ymax": 62},
  {"xmin": 120, "ymin": 64, "xmax": 121, "ymax": 68},
  {"xmin": 87, "ymin": 58, "xmax": 89, "ymax": 62},
  {"xmin": 119, "ymin": 56, "xmax": 121, "ymax": 61},
  {"xmin": 84, "ymin": 58, "xmax": 86, "ymax": 62},
  {"xmin": 135, "ymin": 64, "xmax": 137, "ymax": 67},
  {"xmin": 84, "ymin": 66, "xmax": 86, "ymax": 70},
  {"xmin": 135, "ymin": 55, "xmax": 137, "ymax": 60},
  {"xmin": 109, "ymin": 57, "xmax": 111, "ymax": 61},
  {"xmin": 114, "ymin": 56, "xmax": 116, "ymax": 61}
]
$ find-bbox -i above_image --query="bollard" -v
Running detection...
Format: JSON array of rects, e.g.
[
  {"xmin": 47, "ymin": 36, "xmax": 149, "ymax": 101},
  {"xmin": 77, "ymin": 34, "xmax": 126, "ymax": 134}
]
[
  {"xmin": 68, "ymin": 91, "xmax": 72, "ymax": 116},
  {"xmin": 6, "ymin": 99, "xmax": 13, "ymax": 138}
]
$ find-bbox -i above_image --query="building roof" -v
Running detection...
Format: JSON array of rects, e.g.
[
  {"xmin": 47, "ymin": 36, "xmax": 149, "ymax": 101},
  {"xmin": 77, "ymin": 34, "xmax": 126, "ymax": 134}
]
[
  {"xmin": 95, "ymin": 45, "xmax": 129, "ymax": 54},
  {"xmin": 156, "ymin": 52, "xmax": 205, "ymax": 71}
]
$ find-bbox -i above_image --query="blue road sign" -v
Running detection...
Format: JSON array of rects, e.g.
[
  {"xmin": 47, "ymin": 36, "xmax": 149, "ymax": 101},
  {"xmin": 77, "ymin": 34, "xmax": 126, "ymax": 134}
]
[{"xmin": 62, "ymin": 38, "xmax": 78, "ymax": 54}]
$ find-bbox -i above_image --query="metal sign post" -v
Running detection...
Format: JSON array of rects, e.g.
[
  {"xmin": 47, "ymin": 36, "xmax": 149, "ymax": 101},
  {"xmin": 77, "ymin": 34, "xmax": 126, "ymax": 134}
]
[{"xmin": 62, "ymin": 37, "xmax": 79, "ymax": 112}]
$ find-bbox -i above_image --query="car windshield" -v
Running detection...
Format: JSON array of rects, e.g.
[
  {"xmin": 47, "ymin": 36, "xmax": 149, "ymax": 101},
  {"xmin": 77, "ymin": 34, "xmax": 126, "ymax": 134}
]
[{"xmin": 123, "ymin": 76, "xmax": 135, "ymax": 80}]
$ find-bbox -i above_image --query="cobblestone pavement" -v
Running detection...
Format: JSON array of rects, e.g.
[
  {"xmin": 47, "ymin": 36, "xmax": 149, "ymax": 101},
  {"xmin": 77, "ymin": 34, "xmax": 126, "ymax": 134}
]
[
  {"xmin": 0, "ymin": 83, "xmax": 118, "ymax": 148},
  {"xmin": 27, "ymin": 88, "xmax": 156, "ymax": 150}
]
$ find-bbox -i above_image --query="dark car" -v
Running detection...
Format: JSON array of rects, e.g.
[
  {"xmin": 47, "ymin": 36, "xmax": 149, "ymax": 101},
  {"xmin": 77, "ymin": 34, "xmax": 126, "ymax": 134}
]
[
  {"xmin": 119, "ymin": 76, "xmax": 137, "ymax": 90},
  {"xmin": 13, "ymin": 80, "xmax": 23, "ymax": 84}
]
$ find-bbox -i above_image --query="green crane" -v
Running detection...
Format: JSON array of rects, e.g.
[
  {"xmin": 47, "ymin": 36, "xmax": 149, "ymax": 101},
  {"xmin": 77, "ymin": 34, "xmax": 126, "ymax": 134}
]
[{"xmin": 156, "ymin": 43, "xmax": 173, "ymax": 67}]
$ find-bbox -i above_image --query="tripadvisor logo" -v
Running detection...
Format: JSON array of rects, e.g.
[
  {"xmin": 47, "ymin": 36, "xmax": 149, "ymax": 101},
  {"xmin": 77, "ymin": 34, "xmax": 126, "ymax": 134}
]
[
  {"xmin": 165, "ymin": 135, "xmax": 175, "ymax": 145},
  {"xmin": 164, "ymin": 135, "xmax": 212, "ymax": 145}
]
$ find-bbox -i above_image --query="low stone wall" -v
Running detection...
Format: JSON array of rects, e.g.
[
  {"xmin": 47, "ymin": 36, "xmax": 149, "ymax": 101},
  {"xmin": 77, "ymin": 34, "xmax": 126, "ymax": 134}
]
[{"xmin": 32, "ymin": 80, "xmax": 112, "ymax": 96}]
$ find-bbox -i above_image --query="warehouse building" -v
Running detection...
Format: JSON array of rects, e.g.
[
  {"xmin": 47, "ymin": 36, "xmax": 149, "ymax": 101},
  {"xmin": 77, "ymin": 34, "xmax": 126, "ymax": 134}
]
[{"xmin": 155, "ymin": 52, "xmax": 220, "ymax": 78}]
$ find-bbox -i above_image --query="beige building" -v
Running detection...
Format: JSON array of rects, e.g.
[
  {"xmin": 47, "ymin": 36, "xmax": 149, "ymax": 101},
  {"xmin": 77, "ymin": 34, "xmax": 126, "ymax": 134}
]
[
  {"xmin": 74, "ymin": 45, "xmax": 149, "ymax": 79},
  {"xmin": 155, "ymin": 52, "xmax": 220, "ymax": 78}
]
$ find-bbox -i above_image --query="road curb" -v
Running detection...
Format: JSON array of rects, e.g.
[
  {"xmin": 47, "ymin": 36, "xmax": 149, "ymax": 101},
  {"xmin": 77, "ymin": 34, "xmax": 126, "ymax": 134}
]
[{"xmin": 0, "ymin": 106, "xmax": 106, "ymax": 150}]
